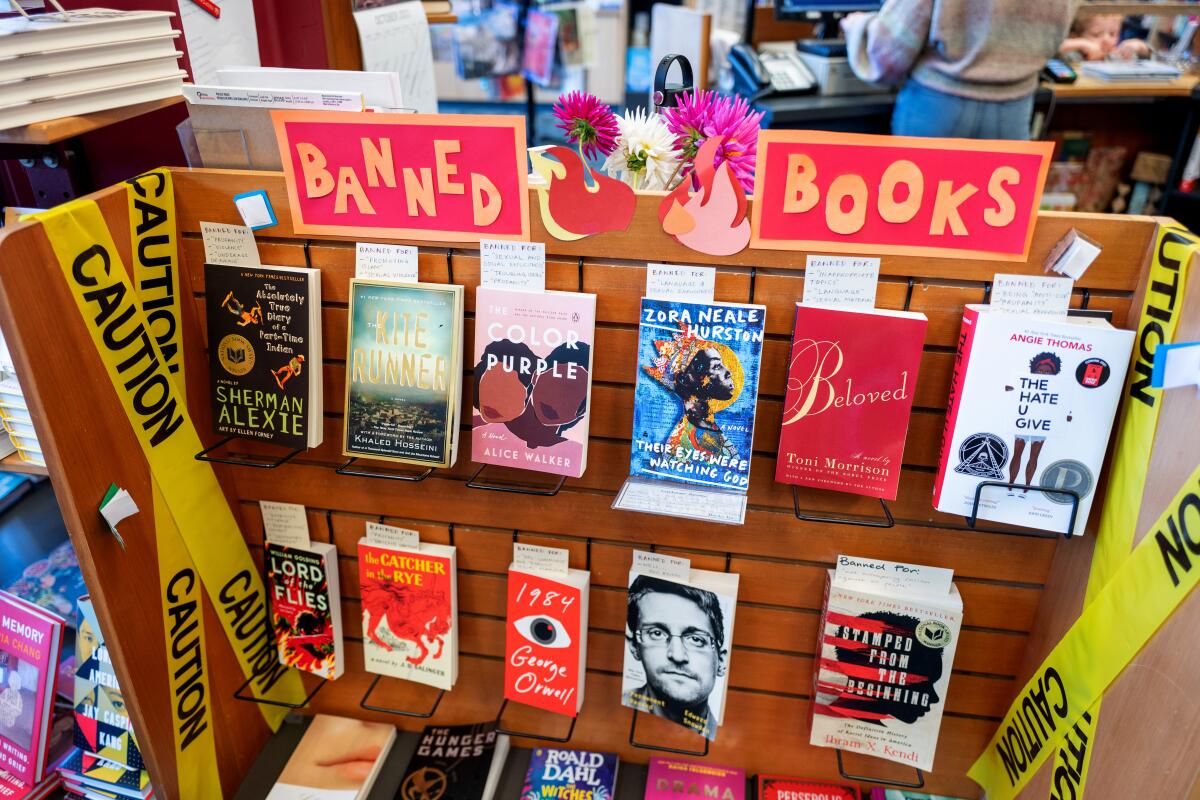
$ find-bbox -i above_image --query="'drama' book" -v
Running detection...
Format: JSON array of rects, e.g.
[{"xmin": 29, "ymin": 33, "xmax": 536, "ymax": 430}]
[
  {"xmin": 630, "ymin": 298, "xmax": 765, "ymax": 492},
  {"xmin": 344, "ymin": 280, "xmax": 464, "ymax": 469}
]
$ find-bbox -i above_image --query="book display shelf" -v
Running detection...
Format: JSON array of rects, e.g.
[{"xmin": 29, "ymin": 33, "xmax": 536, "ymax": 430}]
[{"xmin": 0, "ymin": 167, "xmax": 1184, "ymax": 799}]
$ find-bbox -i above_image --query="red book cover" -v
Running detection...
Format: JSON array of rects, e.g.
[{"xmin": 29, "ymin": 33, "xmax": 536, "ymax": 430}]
[
  {"xmin": 775, "ymin": 305, "xmax": 927, "ymax": 500},
  {"xmin": 757, "ymin": 775, "xmax": 861, "ymax": 800},
  {"xmin": 503, "ymin": 568, "xmax": 589, "ymax": 717}
]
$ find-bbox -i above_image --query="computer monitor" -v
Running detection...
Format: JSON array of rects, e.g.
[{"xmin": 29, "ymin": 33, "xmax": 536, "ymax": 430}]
[{"xmin": 775, "ymin": 0, "xmax": 881, "ymax": 20}]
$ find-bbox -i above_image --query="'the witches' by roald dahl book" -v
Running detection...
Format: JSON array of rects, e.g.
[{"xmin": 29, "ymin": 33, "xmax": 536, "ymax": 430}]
[
  {"xmin": 472, "ymin": 286, "xmax": 596, "ymax": 478},
  {"xmin": 630, "ymin": 299, "xmax": 765, "ymax": 491}
]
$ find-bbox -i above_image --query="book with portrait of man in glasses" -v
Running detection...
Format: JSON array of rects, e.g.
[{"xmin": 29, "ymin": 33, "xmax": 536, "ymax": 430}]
[{"xmin": 620, "ymin": 567, "xmax": 739, "ymax": 741}]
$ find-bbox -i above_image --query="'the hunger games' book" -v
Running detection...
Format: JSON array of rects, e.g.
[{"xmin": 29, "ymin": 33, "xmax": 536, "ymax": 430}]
[
  {"xmin": 399, "ymin": 722, "xmax": 510, "ymax": 800},
  {"xmin": 205, "ymin": 263, "xmax": 323, "ymax": 449},
  {"xmin": 776, "ymin": 304, "xmax": 927, "ymax": 500},
  {"xmin": 343, "ymin": 280, "xmax": 464, "ymax": 469},
  {"xmin": 266, "ymin": 541, "xmax": 344, "ymax": 680}
]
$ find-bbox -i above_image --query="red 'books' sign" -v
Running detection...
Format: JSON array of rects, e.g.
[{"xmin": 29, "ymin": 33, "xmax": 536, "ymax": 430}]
[
  {"xmin": 273, "ymin": 110, "xmax": 529, "ymax": 242},
  {"xmin": 504, "ymin": 568, "xmax": 587, "ymax": 717},
  {"xmin": 751, "ymin": 131, "xmax": 1053, "ymax": 261},
  {"xmin": 775, "ymin": 304, "xmax": 927, "ymax": 500}
]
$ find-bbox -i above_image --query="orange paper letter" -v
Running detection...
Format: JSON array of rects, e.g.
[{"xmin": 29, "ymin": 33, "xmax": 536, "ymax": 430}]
[
  {"xmin": 929, "ymin": 180, "xmax": 978, "ymax": 236},
  {"xmin": 362, "ymin": 138, "xmax": 397, "ymax": 188},
  {"xmin": 297, "ymin": 143, "xmax": 333, "ymax": 199},
  {"xmin": 826, "ymin": 174, "xmax": 868, "ymax": 235},
  {"xmin": 472, "ymin": 173, "xmax": 501, "ymax": 226},
  {"xmin": 334, "ymin": 167, "xmax": 376, "ymax": 215},
  {"xmin": 435, "ymin": 140, "xmax": 465, "ymax": 195},
  {"xmin": 879, "ymin": 160, "xmax": 923, "ymax": 224},
  {"xmin": 403, "ymin": 167, "xmax": 437, "ymax": 217},
  {"xmin": 984, "ymin": 166, "xmax": 1019, "ymax": 228},
  {"xmin": 784, "ymin": 153, "xmax": 819, "ymax": 214}
]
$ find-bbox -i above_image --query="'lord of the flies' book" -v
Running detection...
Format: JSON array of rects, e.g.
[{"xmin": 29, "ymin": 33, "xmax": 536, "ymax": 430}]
[
  {"xmin": 472, "ymin": 286, "xmax": 596, "ymax": 478},
  {"xmin": 343, "ymin": 280, "xmax": 464, "ymax": 469},
  {"xmin": 205, "ymin": 263, "xmax": 323, "ymax": 449},
  {"xmin": 933, "ymin": 305, "xmax": 1134, "ymax": 535},
  {"xmin": 776, "ymin": 304, "xmax": 927, "ymax": 500},
  {"xmin": 630, "ymin": 298, "xmax": 765, "ymax": 492},
  {"xmin": 266, "ymin": 541, "xmax": 344, "ymax": 680}
]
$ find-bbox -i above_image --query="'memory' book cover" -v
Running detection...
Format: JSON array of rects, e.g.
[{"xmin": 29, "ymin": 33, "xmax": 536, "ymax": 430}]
[
  {"xmin": 205, "ymin": 263, "xmax": 323, "ymax": 449},
  {"xmin": 343, "ymin": 280, "xmax": 464, "ymax": 469},
  {"xmin": 472, "ymin": 287, "xmax": 596, "ymax": 478},
  {"xmin": 933, "ymin": 305, "xmax": 1134, "ymax": 535},
  {"xmin": 758, "ymin": 775, "xmax": 861, "ymax": 800},
  {"xmin": 630, "ymin": 299, "xmax": 765, "ymax": 492},
  {"xmin": 810, "ymin": 556, "xmax": 962, "ymax": 772},
  {"xmin": 0, "ymin": 591, "xmax": 63, "ymax": 785},
  {"xmin": 776, "ymin": 304, "xmax": 927, "ymax": 500},
  {"xmin": 644, "ymin": 758, "xmax": 744, "ymax": 800},
  {"xmin": 358, "ymin": 538, "xmax": 458, "ymax": 690},
  {"xmin": 620, "ymin": 568, "xmax": 739, "ymax": 742},
  {"xmin": 399, "ymin": 722, "xmax": 510, "ymax": 800},
  {"xmin": 504, "ymin": 567, "xmax": 589, "ymax": 717},
  {"xmin": 74, "ymin": 597, "xmax": 143, "ymax": 773},
  {"xmin": 266, "ymin": 714, "xmax": 396, "ymax": 800},
  {"xmin": 521, "ymin": 748, "xmax": 618, "ymax": 800},
  {"xmin": 266, "ymin": 541, "xmax": 344, "ymax": 680}
]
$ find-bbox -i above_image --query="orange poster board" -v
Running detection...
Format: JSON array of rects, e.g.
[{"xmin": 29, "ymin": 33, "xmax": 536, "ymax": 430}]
[{"xmin": 750, "ymin": 131, "xmax": 1053, "ymax": 261}]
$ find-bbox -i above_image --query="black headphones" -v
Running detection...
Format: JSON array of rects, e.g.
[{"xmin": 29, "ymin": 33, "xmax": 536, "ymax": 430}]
[{"xmin": 653, "ymin": 54, "xmax": 695, "ymax": 112}]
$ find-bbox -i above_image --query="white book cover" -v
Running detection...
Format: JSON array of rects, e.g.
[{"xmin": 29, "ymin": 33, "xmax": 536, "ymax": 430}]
[
  {"xmin": 0, "ymin": 32, "xmax": 180, "ymax": 83},
  {"xmin": 933, "ymin": 305, "xmax": 1134, "ymax": 535},
  {"xmin": 182, "ymin": 83, "xmax": 363, "ymax": 111},
  {"xmin": 0, "ymin": 54, "xmax": 181, "ymax": 105},
  {"xmin": 216, "ymin": 66, "xmax": 403, "ymax": 109},
  {"xmin": 0, "ymin": 9, "xmax": 176, "ymax": 59},
  {"xmin": 620, "ymin": 565, "xmax": 739, "ymax": 741},
  {"xmin": 0, "ymin": 72, "xmax": 184, "ymax": 130},
  {"xmin": 810, "ymin": 556, "xmax": 963, "ymax": 772}
]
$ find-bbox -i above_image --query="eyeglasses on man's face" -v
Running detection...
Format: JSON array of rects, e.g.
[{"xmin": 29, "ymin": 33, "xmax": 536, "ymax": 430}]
[{"xmin": 635, "ymin": 624, "xmax": 717, "ymax": 651}]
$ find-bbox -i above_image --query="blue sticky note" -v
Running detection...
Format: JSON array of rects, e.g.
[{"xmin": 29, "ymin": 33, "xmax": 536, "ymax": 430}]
[
  {"xmin": 1151, "ymin": 340, "xmax": 1200, "ymax": 388},
  {"xmin": 233, "ymin": 189, "xmax": 278, "ymax": 231}
]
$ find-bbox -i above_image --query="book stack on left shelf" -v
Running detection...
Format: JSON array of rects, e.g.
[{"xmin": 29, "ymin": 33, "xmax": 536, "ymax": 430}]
[{"xmin": 0, "ymin": 375, "xmax": 39, "ymax": 466}]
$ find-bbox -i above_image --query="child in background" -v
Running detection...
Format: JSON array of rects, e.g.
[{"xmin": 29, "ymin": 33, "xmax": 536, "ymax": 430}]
[{"xmin": 1060, "ymin": 13, "xmax": 1150, "ymax": 61}]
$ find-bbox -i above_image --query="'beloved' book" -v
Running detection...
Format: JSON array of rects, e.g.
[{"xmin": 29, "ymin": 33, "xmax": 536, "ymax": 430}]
[
  {"xmin": 933, "ymin": 305, "xmax": 1134, "ymax": 535},
  {"xmin": 776, "ymin": 304, "xmax": 927, "ymax": 500},
  {"xmin": 266, "ymin": 541, "xmax": 344, "ymax": 680},
  {"xmin": 265, "ymin": 714, "xmax": 396, "ymax": 800},
  {"xmin": 504, "ymin": 566, "xmax": 590, "ymax": 717},
  {"xmin": 0, "ymin": 591, "xmax": 63, "ymax": 785},
  {"xmin": 399, "ymin": 722, "xmax": 510, "ymax": 800},
  {"xmin": 521, "ymin": 748, "xmax": 618, "ymax": 800},
  {"xmin": 630, "ymin": 298, "xmax": 765, "ymax": 492},
  {"xmin": 758, "ymin": 775, "xmax": 861, "ymax": 800},
  {"xmin": 205, "ymin": 263, "xmax": 323, "ymax": 449},
  {"xmin": 644, "ymin": 758, "xmax": 744, "ymax": 800},
  {"xmin": 472, "ymin": 286, "xmax": 596, "ymax": 478},
  {"xmin": 358, "ymin": 536, "xmax": 458, "ymax": 690},
  {"xmin": 74, "ymin": 597, "xmax": 143, "ymax": 773},
  {"xmin": 344, "ymin": 280, "xmax": 464, "ymax": 469},
  {"xmin": 621, "ymin": 565, "xmax": 739, "ymax": 741},
  {"xmin": 810, "ymin": 556, "xmax": 962, "ymax": 772}
]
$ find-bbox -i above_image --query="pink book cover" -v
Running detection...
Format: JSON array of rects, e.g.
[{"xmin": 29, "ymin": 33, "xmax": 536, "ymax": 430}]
[
  {"xmin": 644, "ymin": 758, "xmax": 745, "ymax": 800},
  {"xmin": 0, "ymin": 591, "xmax": 63, "ymax": 785},
  {"xmin": 472, "ymin": 287, "xmax": 596, "ymax": 478}
]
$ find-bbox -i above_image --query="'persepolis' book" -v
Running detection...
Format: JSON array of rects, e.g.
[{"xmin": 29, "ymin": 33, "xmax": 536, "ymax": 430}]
[
  {"xmin": 776, "ymin": 304, "xmax": 927, "ymax": 500},
  {"xmin": 933, "ymin": 305, "xmax": 1134, "ymax": 535},
  {"xmin": 503, "ymin": 566, "xmax": 590, "ymax": 717},
  {"xmin": 644, "ymin": 758, "xmax": 744, "ymax": 800},
  {"xmin": 0, "ymin": 591, "xmax": 63, "ymax": 785},
  {"xmin": 357, "ymin": 537, "xmax": 458, "ymax": 690},
  {"xmin": 266, "ymin": 541, "xmax": 344, "ymax": 680},
  {"xmin": 472, "ymin": 286, "xmax": 596, "ymax": 478},
  {"xmin": 758, "ymin": 775, "xmax": 860, "ymax": 800},
  {"xmin": 74, "ymin": 597, "xmax": 144, "ymax": 774},
  {"xmin": 621, "ymin": 565, "xmax": 739, "ymax": 742},
  {"xmin": 343, "ymin": 280, "xmax": 464, "ymax": 469},
  {"xmin": 266, "ymin": 714, "xmax": 396, "ymax": 800},
  {"xmin": 810, "ymin": 555, "xmax": 963, "ymax": 772},
  {"xmin": 400, "ymin": 722, "xmax": 510, "ymax": 800},
  {"xmin": 205, "ymin": 263, "xmax": 323, "ymax": 450},
  {"xmin": 630, "ymin": 298, "xmax": 765, "ymax": 492},
  {"xmin": 521, "ymin": 748, "xmax": 618, "ymax": 800}
]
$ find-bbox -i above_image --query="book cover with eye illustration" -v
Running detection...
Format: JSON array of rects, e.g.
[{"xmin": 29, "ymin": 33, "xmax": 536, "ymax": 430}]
[
  {"xmin": 503, "ymin": 566, "xmax": 590, "ymax": 717},
  {"xmin": 266, "ymin": 541, "xmax": 344, "ymax": 680},
  {"xmin": 630, "ymin": 298, "xmax": 765, "ymax": 492},
  {"xmin": 472, "ymin": 287, "xmax": 596, "ymax": 479}
]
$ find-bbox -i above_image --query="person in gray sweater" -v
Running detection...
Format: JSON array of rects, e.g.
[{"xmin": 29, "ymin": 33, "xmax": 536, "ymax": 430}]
[{"xmin": 842, "ymin": 0, "xmax": 1077, "ymax": 139}]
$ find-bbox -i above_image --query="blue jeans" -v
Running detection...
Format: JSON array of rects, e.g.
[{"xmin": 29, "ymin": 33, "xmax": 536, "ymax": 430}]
[{"xmin": 892, "ymin": 79, "xmax": 1034, "ymax": 140}]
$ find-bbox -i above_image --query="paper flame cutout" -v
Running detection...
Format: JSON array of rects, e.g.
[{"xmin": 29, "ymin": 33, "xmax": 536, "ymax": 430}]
[
  {"xmin": 530, "ymin": 145, "xmax": 636, "ymax": 241},
  {"xmin": 658, "ymin": 136, "xmax": 750, "ymax": 256}
]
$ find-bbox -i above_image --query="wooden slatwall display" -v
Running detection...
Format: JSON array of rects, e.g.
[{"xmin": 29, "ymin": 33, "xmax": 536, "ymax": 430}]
[{"xmin": 0, "ymin": 168, "xmax": 1161, "ymax": 799}]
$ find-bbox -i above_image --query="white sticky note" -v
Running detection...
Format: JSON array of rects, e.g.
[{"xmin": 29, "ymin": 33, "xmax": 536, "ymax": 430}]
[
  {"xmin": 803, "ymin": 255, "xmax": 881, "ymax": 308},
  {"xmin": 356, "ymin": 243, "xmax": 419, "ymax": 282},
  {"xmin": 200, "ymin": 221, "xmax": 261, "ymax": 267},
  {"xmin": 365, "ymin": 521, "xmax": 421, "ymax": 549},
  {"xmin": 631, "ymin": 549, "xmax": 692, "ymax": 583},
  {"xmin": 834, "ymin": 554, "xmax": 954, "ymax": 598},
  {"xmin": 990, "ymin": 274, "xmax": 1073, "ymax": 318},
  {"xmin": 1046, "ymin": 234, "xmax": 1101, "ymax": 280},
  {"xmin": 260, "ymin": 500, "xmax": 310, "ymax": 548},
  {"xmin": 480, "ymin": 240, "xmax": 546, "ymax": 292},
  {"xmin": 512, "ymin": 543, "xmax": 570, "ymax": 577},
  {"xmin": 646, "ymin": 263, "xmax": 716, "ymax": 303},
  {"xmin": 99, "ymin": 488, "xmax": 139, "ymax": 545},
  {"xmin": 1152, "ymin": 341, "xmax": 1200, "ymax": 392},
  {"xmin": 233, "ymin": 191, "xmax": 276, "ymax": 230}
]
